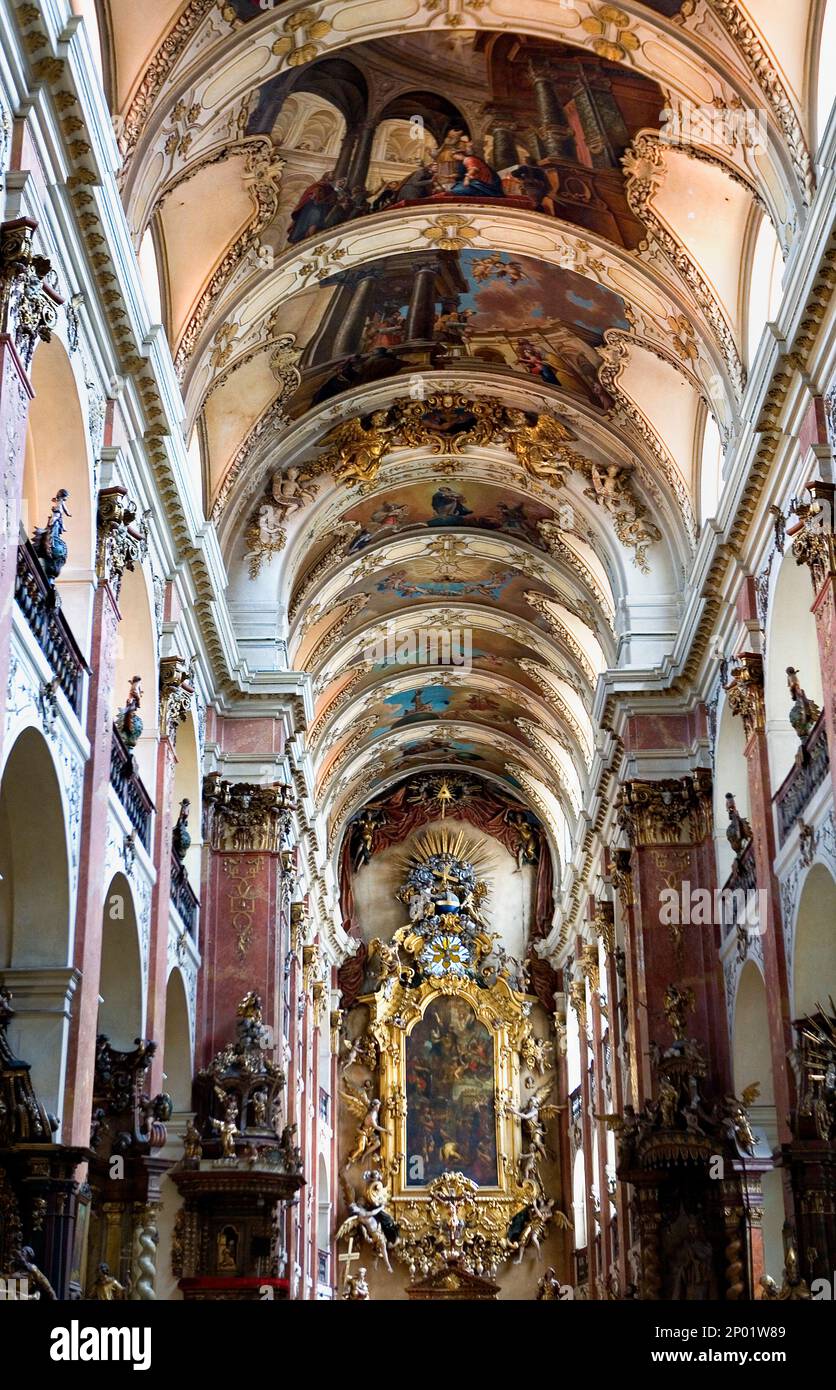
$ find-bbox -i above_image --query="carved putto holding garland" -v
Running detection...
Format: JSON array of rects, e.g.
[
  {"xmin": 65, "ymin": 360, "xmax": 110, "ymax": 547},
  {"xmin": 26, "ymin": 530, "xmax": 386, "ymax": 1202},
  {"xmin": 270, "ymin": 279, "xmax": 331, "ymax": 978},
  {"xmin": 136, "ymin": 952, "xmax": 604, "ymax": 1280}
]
[{"xmin": 337, "ymin": 826, "xmax": 568, "ymax": 1291}]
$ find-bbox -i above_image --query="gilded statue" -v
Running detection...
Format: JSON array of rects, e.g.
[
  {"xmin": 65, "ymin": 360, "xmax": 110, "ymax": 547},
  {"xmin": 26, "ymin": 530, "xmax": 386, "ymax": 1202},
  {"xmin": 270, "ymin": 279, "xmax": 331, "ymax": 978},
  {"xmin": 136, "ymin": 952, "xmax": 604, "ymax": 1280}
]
[
  {"xmin": 521, "ymin": 1029, "xmax": 553, "ymax": 1077},
  {"xmin": 341, "ymin": 1079, "xmax": 389, "ymax": 1164},
  {"xmin": 536, "ymin": 1266, "xmax": 570, "ymax": 1300},
  {"xmin": 502, "ymin": 409, "xmax": 577, "ymax": 485},
  {"xmin": 720, "ymin": 1084, "xmax": 759, "ymax": 1154},
  {"xmin": 211, "ymin": 1095, "xmax": 239, "ymax": 1158},
  {"xmin": 342, "ymin": 1266, "xmax": 370, "ymax": 1300},
  {"xmin": 508, "ymin": 1082, "xmax": 561, "ymax": 1165},
  {"xmin": 322, "ymin": 411, "xmax": 395, "ymax": 492},
  {"xmin": 507, "ymin": 1187, "xmax": 570, "ymax": 1264},
  {"xmin": 88, "ymin": 1263, "xmax": 126, "ymax": 1300},
  {"xmin": 337, "ymin": 1168, "xmax": 398, "ymax": 1273},
  {"xmin": 182, "ymin": 1117, "xmax": 203, "ymax": 1160},
  {"xmin": 216, "ymin": 1227, "xmax": 238, "ymax": 1272},
  {"xmin": 367, "ymin": 937, "xmax": 402, "ymax": 984}
]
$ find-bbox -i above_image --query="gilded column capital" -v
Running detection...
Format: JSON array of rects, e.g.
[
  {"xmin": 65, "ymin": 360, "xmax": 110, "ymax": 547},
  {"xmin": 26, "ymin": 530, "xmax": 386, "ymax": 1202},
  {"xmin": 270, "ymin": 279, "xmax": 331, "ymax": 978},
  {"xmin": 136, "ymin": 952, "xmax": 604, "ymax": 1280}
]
[
  {"xmin": 95, "ymin": 486, "xmax": 147, "ymax": 600},
  {"xmin": 0, "ymin": 218, "xmax": 61, "ymax": 370},
  {"xmin": 790, "ymin": 483, "xmax": 836, "ymax": 594},
  {"xmin": 202, "ymin": 772, "xmax": 296, "ymax": 853},
  {"xmin": 615, "ymin": 770, "xmax": 713, "ymax": 847},
  {"xmin": 607, "ymin": 846, "xmax": 634, "ymax": 909},
  {"xmin": 592, "ymin": 901, "xmax": 615, "ymax": 956},
  {"xmin": 568, "ymin": 979, "xmax": 587, "ymax": 1032},
  {"xmin": 580, "ymin": 942, "xmax": 600, "ymax": 993},
  {"xmin": 724, "ymin": 651, "xmax": 765, "ymax": 741},
  {"xmin": 159, "ymin": 655, "xmax": 194, "ymax": 743}
]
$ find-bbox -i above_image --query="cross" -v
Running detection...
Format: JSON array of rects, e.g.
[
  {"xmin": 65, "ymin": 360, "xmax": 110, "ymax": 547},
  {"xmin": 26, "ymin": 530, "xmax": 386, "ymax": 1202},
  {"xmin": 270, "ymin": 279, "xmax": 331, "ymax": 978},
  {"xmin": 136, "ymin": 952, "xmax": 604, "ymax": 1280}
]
[{"xmin": 339, "ymin": 1237, "xmax": 360, "ymax": 1290}]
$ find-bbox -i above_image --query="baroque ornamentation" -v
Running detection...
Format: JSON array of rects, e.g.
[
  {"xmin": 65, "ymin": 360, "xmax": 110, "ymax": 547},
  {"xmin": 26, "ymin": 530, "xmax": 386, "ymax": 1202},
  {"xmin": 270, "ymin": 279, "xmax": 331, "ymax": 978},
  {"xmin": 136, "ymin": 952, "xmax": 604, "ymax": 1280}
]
[
  {"xmin": 0, "ymin": 217, "xmax": 61, "ymax": 371},
  {"xmin": 159, "ymin": 656, "xmax": 194, "ymax": 743},
  {"xmin": 203, "ymin": 773, "xmax": 296, "ymax": 853},
  {"xmin": 616, "ymin": 770, "xmax": 713, "ymax": 847},
  {"xmin": 724, "ymin": 651, "xmax": 765, "ymax": 740},
  {"xmin": 96, "ymin": 487, "xmax": 148, "ymax": 600}
]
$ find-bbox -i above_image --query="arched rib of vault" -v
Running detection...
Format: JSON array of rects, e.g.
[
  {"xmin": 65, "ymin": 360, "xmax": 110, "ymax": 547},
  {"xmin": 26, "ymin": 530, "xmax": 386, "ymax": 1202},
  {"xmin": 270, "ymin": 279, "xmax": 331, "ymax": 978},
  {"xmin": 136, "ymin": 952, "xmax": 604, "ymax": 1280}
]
[
  {"xmin": 287, "ymin": 502, "xmax": 617, "ymax": 634},
  {"xmin": 320, "ymin": 719, "xmax": 581, "ymax": 829},
  {"xmin": 116, "ymin": 0, "xmax": 810, "ymax": 241},
  {"xmin": 215, "ymin": 371, "xmax": 695, "ymax": 579},
  {"xmin": 285, "ymin": 528, "xmax": 617, "ymax": 657},
  {"xmin": 183, "ymin": 204, "xmax": 738, "ymax": 435},
  {"xmin": 311, "ymin": 664, "xmax": 594, "ymax": 799},
  {"xmin": 300, "ymin": 600, "xmax": 601, "ymax": 717}
]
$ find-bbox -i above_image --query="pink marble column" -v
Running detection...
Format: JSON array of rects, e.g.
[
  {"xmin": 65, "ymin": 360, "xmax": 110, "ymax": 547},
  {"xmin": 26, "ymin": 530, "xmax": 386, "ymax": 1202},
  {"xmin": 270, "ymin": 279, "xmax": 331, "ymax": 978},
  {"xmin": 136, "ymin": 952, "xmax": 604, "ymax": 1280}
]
[
  {"xmin": 615, "ymin": 718, "xmax": 730, "ymax": 1092},
  {"xmin": 724, "ymin": 639, "xmax": 794, "ymax": 1145},
  {"xmin": 63, "ymin": 488, "xmax": 147, "ymax": 1144},
  {"xmin": 145, "ymin": 654, "xmax": 195, "ymax": 1093},
  {"xmin": 197, "ymin": 783, "xmax": 294, "ymax": 1061},
  {"xmin": 0, "ymin": 219, "xmax": 61, "ymax": 754}
]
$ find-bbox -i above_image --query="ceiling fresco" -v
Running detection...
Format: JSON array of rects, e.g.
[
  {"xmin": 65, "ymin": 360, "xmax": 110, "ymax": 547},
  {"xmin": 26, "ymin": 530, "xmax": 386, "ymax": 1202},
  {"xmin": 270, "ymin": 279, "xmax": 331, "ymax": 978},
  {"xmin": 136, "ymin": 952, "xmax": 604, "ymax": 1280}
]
[
  {"xmin": 281, "ymin": 249, "xmax": 629, "ymax": 416},
  {"xmin": 105, "ymin": 0, "xmax": 811, "ymax": 877},
  {"xmin": 242, "ymin": 29, "xmax": 667, "ymax": 253}
]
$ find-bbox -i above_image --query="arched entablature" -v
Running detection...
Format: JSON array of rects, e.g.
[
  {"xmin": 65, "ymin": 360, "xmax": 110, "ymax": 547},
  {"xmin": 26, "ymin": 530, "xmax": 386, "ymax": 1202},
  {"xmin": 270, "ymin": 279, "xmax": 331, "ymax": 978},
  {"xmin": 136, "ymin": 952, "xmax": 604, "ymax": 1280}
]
[
  {"xmin": 116, "ymin": 1, "xmax": 810, "ymax": 256},
  {"xmin": 24, "ymin": 334, "xmax": 97, "ymax": 660}
]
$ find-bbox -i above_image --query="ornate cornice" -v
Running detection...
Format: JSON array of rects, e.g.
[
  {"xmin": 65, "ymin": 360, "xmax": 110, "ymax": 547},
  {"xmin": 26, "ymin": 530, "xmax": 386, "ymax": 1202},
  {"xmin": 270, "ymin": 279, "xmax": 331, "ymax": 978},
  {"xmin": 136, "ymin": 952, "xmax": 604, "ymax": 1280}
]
[{"xmin": 706, "ymin": 0, "xmax": 814, "ymax": 209}]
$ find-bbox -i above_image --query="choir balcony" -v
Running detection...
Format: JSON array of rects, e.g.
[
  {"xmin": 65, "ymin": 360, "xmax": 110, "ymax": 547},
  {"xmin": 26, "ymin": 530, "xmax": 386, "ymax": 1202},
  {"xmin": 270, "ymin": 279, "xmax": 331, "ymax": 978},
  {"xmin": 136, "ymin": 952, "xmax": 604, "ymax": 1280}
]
[
  {"xmin": 14, "ymin": 540, "xmax": 88, "ymax": 717},
  {"xmin": 170, "ymin": 854, "xmax": 199, "ymax": 940},
  {"xmin": 774, "ymin": 713, "xmax": 830, "ymax": 846},
  {"xmin": 109, "ymin": 726, "xmax": 154, "ymax": 851}
]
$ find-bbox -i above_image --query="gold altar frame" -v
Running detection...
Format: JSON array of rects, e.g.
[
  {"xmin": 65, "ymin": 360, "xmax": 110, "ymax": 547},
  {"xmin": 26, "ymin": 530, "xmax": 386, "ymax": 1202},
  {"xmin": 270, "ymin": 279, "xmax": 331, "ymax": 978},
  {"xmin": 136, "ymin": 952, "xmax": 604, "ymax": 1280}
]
[{"xmin": 361, "ymin": 972, "xmax": 533, "ymax": 1249}]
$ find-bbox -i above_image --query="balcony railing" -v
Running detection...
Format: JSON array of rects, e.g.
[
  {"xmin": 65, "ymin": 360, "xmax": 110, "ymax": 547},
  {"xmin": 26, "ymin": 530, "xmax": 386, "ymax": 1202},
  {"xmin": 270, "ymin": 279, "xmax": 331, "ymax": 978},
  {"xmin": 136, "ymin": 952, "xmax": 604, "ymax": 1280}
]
[
  {"xmin": 774, "ymin": 713, "xmax": 829, "ymax": 845},
  {"xmin": 719, "ymin": 840, "xmax": 758, "ymax": 934},
  {"xmin": 14, "ymin": 541, "xmax": 88, "ymax": 716},
  {"xmin": 110, "ymin": 728, "xmax": 154, "ymax": 850},
  {"xmin": 170, "ymin": 855, "xmax": 199, "ymax": 939}
]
